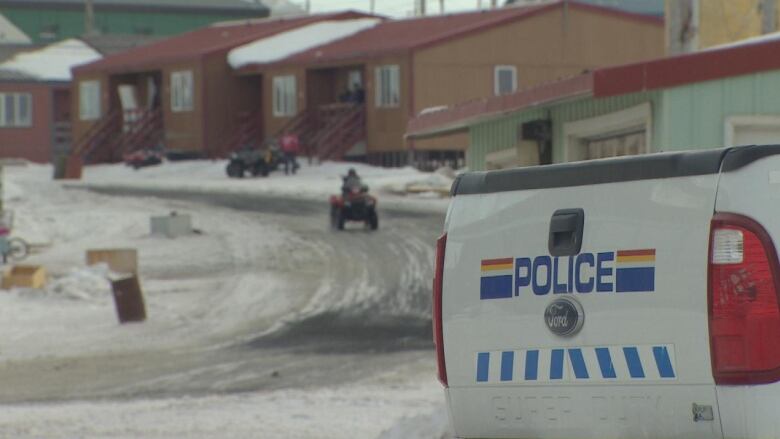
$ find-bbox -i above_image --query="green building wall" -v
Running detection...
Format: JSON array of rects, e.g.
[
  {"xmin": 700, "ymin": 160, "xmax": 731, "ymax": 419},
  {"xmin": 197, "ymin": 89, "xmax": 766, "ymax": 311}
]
[
  {"xmin": 1, "ymin": 7, "xmax": 265, "ymax": 43},
  {"xmin": 660, "ymin": 70, "xmax": 780, "ymax": 151},
  {"xmin": 468, "ymin": 91, "xmax": 663, "ymax": 169},
  {"xmin": 468, "ymin": 109, "xmax": 546, "ymax": 171},
  {"xmin": 466, "ymin": 69, "xmax": 780, "ymax": 171}
]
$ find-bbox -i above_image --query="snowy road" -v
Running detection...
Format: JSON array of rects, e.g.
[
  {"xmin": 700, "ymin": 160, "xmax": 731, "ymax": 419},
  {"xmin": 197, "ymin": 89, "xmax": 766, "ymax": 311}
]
[
  {"xmin": 0, "ymin": 164, "xmax": 451, "ymax": 438},
  {"xmin": 2, "ymin": 185, "xmax": 443, "ymax": 401}
]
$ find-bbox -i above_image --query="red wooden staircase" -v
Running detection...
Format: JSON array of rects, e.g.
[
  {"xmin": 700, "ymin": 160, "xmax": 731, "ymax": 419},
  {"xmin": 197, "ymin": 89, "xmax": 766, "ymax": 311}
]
[
  {"xmin": 71, "ymin": 109, "xmax": 164, "ymax": 163},
  {"xmin": 115, "ymin": 108, "xmax": 164, "ymax": 157},
  {"xmin": 70, "ymin": 109, "xmax": 122, "ymax": 162},
  {"xmin": 217, "ymin": 110, "xmax": 264, "ymax": 155},
  {"xmin": 277, "ymin": 103, "xmax": 366, "ymax": 161}
]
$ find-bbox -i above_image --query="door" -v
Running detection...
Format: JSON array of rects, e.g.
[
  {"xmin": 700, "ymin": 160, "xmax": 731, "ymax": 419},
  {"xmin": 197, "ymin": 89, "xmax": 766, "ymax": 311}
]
[{"xmin": 118, "ymin": 85, "xmax": 139, "ymax": 132}]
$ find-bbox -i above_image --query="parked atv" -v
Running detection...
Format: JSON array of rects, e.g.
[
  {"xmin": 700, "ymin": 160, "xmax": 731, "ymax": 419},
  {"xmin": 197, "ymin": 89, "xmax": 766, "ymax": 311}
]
[
  {"xmin": 329, "ymin": 182, "xmax": 378, "ymax": 231},
  {"xmin": 123, "ymin": 148, "xmax": 164, "ymax": 169},
  {"xmin": 226, "ymin": 145, "xmax": 283, "ymax": 178}
]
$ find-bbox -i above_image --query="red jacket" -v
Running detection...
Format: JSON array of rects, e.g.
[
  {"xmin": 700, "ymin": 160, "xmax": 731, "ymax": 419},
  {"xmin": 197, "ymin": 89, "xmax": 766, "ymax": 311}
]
[{"xmin": 281, "ymin": 134, "xmax": 300, "ymax": 154}]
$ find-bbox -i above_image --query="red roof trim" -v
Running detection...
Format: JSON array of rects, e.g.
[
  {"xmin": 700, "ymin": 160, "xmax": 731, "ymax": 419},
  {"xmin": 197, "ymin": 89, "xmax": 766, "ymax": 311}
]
[
  {"xmin": 595, "ymin": 38, "xmax": 780, "ymax": 97},
  {"xmin": 407, "ymin": 73, "xmax": 593, "ymax": 137}
]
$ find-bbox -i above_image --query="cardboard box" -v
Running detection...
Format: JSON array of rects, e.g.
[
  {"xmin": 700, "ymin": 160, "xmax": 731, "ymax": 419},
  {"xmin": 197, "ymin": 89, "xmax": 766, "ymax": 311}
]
[
  {"xmin": 2, "ymin": 265, "xmax": 47, "ymax": 289},
  {"xmin": 150, "ymin": 213, "xmax": 192, "ymax": 238},
  {"xmin": 86, "ymin": 248, "xmax": 138, "ymax": 275}
]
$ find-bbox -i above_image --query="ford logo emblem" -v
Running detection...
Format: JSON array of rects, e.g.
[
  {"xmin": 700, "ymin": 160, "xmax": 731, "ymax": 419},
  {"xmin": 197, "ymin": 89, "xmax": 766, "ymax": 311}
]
[{"xmin": 544, "ymin": 297, "xmax": 584, "ymax": 337}]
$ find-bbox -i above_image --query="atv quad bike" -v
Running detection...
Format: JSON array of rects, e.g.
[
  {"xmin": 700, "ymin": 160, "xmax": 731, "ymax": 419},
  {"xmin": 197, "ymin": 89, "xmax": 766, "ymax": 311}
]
[
  {"xmin": 329, "ymin": 183, "xmax": 378, "ymax": 231},
  {"xmin": 226, "ymin": 145, "xmax": 283, "ymax": 178}
]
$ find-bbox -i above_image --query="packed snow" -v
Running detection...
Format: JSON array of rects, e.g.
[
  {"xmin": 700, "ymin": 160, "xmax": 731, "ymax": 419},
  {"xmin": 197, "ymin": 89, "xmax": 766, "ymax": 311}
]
[
  {"xmin": 228, "ymin": 18, "xmax": 381, "ymax": 68},
  {"xmin": 0, "ymin": 38, "xmax": 102, "ymax": 81},
  {"xmin": 77, "ymin": 159, "xmax": 453, "ymax": 212},
  {"xmin": 0, "ymin": 162, "xmax": 452, "ymax": 438}
]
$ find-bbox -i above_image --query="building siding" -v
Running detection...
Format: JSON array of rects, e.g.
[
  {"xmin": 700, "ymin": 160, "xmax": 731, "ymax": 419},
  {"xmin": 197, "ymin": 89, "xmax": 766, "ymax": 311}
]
[
  {"xmin": 0, "ymin": 82, "xmax": 53, "ymax": 163},
  {"xmin": 468, "ymin": 91, "xmax": 663, "ymax": 170},
  {"xmin": 661, "ymin": 70, "xmax": 780, "ymax": 150},
  {"xmin": 161, "ymin": 62, "xmax": 204, "ymax": 152},
  {"xmin": 469, "ymin": 108, "xmax": 546, "ymax": 171},
  {"xmin": 414, "ymin": 5, "xmax": 664, "ymax": 155}
]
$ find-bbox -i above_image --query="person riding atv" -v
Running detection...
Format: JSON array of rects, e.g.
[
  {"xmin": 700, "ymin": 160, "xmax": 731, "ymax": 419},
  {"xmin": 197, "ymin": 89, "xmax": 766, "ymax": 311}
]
[
  {"xmin": 341, "ymin": 168, "xmax": 363, "ymax": 195},
  {"xmin": 330, "ymin": 168, "xmax": 378, "ymax": 230}
]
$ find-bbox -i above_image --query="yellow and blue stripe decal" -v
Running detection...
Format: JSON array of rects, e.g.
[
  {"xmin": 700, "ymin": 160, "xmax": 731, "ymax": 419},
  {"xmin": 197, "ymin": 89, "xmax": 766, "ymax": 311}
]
[
  {"xmin": 615, "ymin": 249, "xmax": 655, "ymax": 292},
  {"xmin": 480, "ymin": 258, "xmax": 514, "ymax": 299},
  {"xmin": 475, "ymin": 345, "xmax": 676, "ymax": 383}
]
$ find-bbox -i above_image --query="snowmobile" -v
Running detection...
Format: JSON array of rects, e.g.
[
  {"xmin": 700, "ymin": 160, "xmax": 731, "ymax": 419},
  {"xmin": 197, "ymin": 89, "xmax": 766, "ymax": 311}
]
[{"xmin": 329, "ymin": 181, "xmax": 378, "ymax": 231}]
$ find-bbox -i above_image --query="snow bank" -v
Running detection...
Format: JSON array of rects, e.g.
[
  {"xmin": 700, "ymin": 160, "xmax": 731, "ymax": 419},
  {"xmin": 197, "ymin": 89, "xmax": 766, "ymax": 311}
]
[
  {"xmin": 44, "ymin": 264, "xmax": 113, "ymax": 301},
  {"xmin": 79, "ymin": 160, "xmax": 452, "ymax": 212},
  {"xmin": 0, "ymin": 374, "xmax": 446, "ymax": 439},
  {"xmin": 378, "ymin": 404, "xmax": 452, "ymax": 439},
  {"xmin": 0, "ymin": 38, "xmax": 101, "ymax": 81},
  {"xmin": 228, "ymin": 18, "xmax": 380, "ymax": 68}
]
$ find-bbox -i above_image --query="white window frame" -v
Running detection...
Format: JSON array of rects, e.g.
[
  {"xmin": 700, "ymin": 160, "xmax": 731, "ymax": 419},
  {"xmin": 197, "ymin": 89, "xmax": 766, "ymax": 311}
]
[
  {"xmin": 272, "ymin": 75, "xmax": 297, "ymax": 117},
  {"xmin": 724, "ymin": 115, "xmax": 780, "ymax": 147},
  {"xmin": 494, "ymin": 65, "xmax": 517, "ymax": 96},
  {"xmin": 79, "ymin": 80, "xmax": 101, "ymax": 121},
  {"xmin": 375, "ymin": 65, "xmax": 400, "ymax": 108},
  {"xmin": 0, "ymin": 92, "xmax": 33, "ymax": 128},
  {"xmin": 563, "ymin": 102, "xmax": 652, "ymax": 162},
  {"xmin": 170, "ymin": 70, "xmax": 194, "ymax": 112}
]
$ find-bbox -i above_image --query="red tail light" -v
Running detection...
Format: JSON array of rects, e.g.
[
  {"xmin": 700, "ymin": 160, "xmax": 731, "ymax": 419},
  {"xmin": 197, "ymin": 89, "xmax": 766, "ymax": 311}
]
[
  {"xmin": 433, "ymin": 233, "xmax": 448, "ymax": 387},
  {"xmin": 709, "ymin": 213, "xmax": 780, "ymax": 384}
]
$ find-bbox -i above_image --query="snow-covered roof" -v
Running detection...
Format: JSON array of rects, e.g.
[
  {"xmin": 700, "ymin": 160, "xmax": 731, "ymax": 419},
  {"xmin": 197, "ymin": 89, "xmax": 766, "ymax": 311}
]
[
  {"xmin": 249, "ymin": 0, "xmax": 305, "ymax": 17},
  {"xmin": 0, "ymin": 12, "xmax": 31, "ymax": 44},
  {"xmin": 705, "ymin": 31, "xmax": 780, "ymax": 52},
  {"xmin": 0, "ymin": 38, "xmax": 102, "ymax": 82},
  {"xmin": 228, "ymin": 18, "xmax": 381, "ymax": 69}
]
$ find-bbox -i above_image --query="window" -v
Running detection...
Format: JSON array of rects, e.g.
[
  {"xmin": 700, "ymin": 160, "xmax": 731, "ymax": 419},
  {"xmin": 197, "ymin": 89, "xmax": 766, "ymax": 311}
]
[
  {"xmin": 494, "ymin": 65, "xmax": 517, "ymax": 96},
  {"xmin": 79, "ymin": 80, "xmax": 101, "ymax": 121},
  {"xmin": 273, "ymin": 75, "xmax": 297, "ymax": 117},
  {"xmin": 171, "ymin": 70, "xmax": 194, "ymax": 112},
  {"xmin": 563, "ymin": 103, "xmax": 652, "ymax": 162},
  {"xmin": 375, "ymin": 65, "xmax": 400, "ymax": 108},
  {"xmin": 0, "ymin": 93, "xmax": 33, "ymax": 127}
]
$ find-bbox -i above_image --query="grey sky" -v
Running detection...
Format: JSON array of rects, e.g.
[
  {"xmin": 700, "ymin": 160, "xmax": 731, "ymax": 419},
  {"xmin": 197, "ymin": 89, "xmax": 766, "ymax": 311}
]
[{"xmin": 298, "ymin": 0, "xmax": 487, "ymax": 17}]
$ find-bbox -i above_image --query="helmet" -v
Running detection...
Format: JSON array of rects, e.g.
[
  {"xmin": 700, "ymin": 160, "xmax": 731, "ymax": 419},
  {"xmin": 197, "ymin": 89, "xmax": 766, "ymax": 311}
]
[{"xmin": 347, "ymin": 168, "xmax": 357, "ymax": 177}]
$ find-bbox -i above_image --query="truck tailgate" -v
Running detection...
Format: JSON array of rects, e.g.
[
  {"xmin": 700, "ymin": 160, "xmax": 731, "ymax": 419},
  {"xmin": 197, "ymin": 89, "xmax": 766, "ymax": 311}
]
[{"xmin": 441, "ymin": 153, "xmax": 725, "ymax": 438}]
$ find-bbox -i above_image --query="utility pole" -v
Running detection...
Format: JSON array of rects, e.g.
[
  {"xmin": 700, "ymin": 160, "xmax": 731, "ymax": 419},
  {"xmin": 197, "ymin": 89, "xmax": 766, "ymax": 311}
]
[
  {"xmin": 761, "ymin": 0, "xmax": 777, "ymax": 34},
  {"xmin": 305, "ymin": 0, "xmax": 310, "ymax": 13},
  {"xmin": 420, "ymin": 0, "xmax": 426, "ymax": 16},
  {"xmin": 440, "ymin": 0, "xmax": 444, "ymax": 13},
  {"xmin": 491, "ymin": 0, "xmax": 497, "ymax": 8},
  {"xmin": 84, "ymin": 0, "xmax": 95, "ymax": 36},
  {"xmin": 370, "ymin": 0, "xmax": 375, "ymax": 13}
]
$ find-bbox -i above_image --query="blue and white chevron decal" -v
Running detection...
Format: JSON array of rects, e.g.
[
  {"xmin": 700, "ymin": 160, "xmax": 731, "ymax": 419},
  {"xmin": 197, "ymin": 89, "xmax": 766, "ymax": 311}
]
[{"xmin": 475, "ymin": 345, "xmax": 676, "ymax": 383}]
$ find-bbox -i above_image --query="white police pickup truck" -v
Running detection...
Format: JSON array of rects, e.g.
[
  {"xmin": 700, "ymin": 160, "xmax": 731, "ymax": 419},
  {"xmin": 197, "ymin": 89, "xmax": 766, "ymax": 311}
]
[{"xmin": 433, "ymin": 145, "xmax": 780, "ymax": 439}]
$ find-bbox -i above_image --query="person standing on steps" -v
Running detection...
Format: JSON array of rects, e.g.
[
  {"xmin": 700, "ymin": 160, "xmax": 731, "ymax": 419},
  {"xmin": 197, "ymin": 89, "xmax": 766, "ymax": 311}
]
[{"xmin": 280, "ymin": 133, "xmax": 300, "ymax": 175}]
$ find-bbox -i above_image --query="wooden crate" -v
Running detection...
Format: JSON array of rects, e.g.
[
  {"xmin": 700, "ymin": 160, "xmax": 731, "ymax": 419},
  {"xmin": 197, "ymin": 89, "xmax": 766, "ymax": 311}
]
[{"xmin": 2, "ymin": 265, "xmax": 47, "ymax": 289}]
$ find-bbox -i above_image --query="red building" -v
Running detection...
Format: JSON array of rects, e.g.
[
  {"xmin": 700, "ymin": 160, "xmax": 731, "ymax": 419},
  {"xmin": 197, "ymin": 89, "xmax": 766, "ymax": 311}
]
[{"xmin": 0, "ymin": 39, "xmax": 101, "ymax": 163}]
